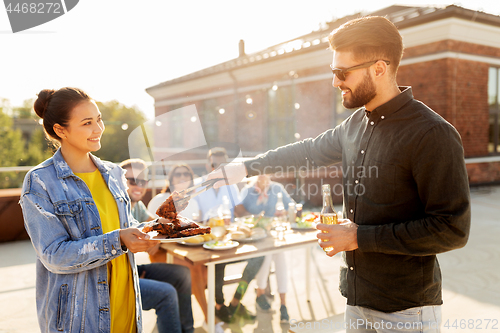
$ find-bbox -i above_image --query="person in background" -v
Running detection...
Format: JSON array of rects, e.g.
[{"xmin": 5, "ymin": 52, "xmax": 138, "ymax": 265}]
[
  {"xmin": 20, "ymin": 87, "xmax": 159, "ymax": 333},
  {"xmin": 195, "ymin": 147, "xmax": 240, "ymax": 222},
  {"xmin": 236, "ymin": 175, "xmax": 295, "ymax": 324},
  {"xmin": 206, "ymin": 16, "xmax": 470, "ymax": 333},
  {"xmin": 119, "ymin": 158, "xmax": 194, "ymax": 333},
  {"xmin": 196, "ymin": 147, "xmax": 263, "ymax": 324},
  {"xmin": 148, "ymin": 163, "xmax": 200, "ymax": 221},
  {"xmin": 236, "ymin": 174, "xmax": 293, "ymax": 323},
  {"xmin": 123, "ymin": 160, "xmax": 209, "ymax": 326}
]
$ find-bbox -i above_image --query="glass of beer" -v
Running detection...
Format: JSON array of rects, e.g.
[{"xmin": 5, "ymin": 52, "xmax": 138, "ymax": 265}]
[{"xmin": 320, "ymin": 184, "xmax": 338, "ymax": 252}]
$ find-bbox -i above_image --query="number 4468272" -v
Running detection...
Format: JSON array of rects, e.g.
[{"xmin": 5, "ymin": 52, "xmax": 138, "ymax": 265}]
[
  {"xmin": 444, "ymin": 318, "xmax": 498, "ymax": 330},
  {"xmin": 5, "ymin": 2, "xmax": 61, "ymax": 14}
]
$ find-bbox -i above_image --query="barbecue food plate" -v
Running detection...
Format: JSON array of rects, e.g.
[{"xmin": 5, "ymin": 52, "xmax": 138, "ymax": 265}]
[
  {"xmin": 139, "ymin": 229, "xmax": 202, "ymax": 243},
  {"xmin": 203, "ymin": 240, "xmax": 239, "ymax": 250}
]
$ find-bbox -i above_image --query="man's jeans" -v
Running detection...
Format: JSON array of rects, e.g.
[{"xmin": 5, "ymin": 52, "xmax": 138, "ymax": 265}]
[
  {"xmin": 139, "ymin": 263, "xmax": 194, "ymax": 333},
  {"xmin": 345, "ymin": 304, "xmax": 442, "ymax": 333}
]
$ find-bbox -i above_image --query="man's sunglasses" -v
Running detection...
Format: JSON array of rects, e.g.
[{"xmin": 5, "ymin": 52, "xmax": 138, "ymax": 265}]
[
  {"xmin": 173, "ymin": 172, "xmax": 192, "ymax": 178},
  {"xmin": 330, "ymin": 60, "xmax": 390, "ymax": 81},
  {"xmin": 126, "ymin": 177, "xmax": 148, "ymax": 187}
]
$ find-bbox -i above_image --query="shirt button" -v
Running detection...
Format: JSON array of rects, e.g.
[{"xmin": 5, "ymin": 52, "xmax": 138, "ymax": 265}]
[
  {"xmin": 350, "ymin": 267, "xmax": 354, "ymax": 270},
  {"xmin": 381, "ymin": 116, "xmax": 385, "ymax": 119},
  {"xmin": 349, "ymin": 209, "xmax": 354, "ymax": 214},
  {"xmin": 370, "ymin": 121, "xmax": 374, "ymax": 125},
  {"xmin": 111, "ymin": 249, "xmax": 117, "ymax": 255},
  {"xmin": 361, "ymin": 150, "xmax": 365, "ymax": 154}
]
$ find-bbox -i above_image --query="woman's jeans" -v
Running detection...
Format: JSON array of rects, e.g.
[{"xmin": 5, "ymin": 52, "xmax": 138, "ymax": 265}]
[{"xmin": 138, "ymin": 263, "xmax": 194, "ymax": 333}]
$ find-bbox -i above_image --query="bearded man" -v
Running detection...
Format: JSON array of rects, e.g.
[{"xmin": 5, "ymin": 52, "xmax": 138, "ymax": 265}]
[{"xmin": 206, "ymin": 16, "xmax": 471, "ymax": 333}]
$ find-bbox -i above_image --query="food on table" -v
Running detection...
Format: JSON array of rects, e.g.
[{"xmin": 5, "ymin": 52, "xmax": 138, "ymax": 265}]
[
  {"xmin": 203, "ymin": 233, "xmax": 216, "ymax": 242},
  {"xmin": 237, "ymin": 225, "xmax": 252, "ymax": 237},
  {"xmin": 230, "ymin": 226, "xmax": 267, "ymax": 240},
  {"xmin": 184, "ymin": 235, "xmax": 205, "ymax": 244},
  {"xmin": 295, "ymin": 212, "xmax": 320, "ymax": 228},
  {"xmin": 251, "ymin": 227, "xmax": 266, "ymax": 237},
  {"xmin": 231, "ymin": 231, "xmax": 246, "ymax": 240}
]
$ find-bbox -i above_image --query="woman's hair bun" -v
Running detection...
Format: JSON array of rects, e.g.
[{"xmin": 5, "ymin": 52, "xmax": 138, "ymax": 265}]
[{"xmin": 34, "ymin": 89, "xmax": 56, "ymax": 119}]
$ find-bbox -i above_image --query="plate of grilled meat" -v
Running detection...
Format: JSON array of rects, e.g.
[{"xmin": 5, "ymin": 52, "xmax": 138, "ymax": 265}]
[{"xmin": 141, "ymin": 191, "xmax": 211, "ymax": 242}]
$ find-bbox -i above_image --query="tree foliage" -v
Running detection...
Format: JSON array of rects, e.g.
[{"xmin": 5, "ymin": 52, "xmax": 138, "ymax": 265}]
[
  {"xmin": 0, "ymin": 109, "xmax": 28, "ymax": 188},
  {"xmin": 0, "ymin": 98, "xmax": 149, "ymax": 188},
  {"xmin": 93, "ymin": 101, "xmax": 148, "ymax": 163}
]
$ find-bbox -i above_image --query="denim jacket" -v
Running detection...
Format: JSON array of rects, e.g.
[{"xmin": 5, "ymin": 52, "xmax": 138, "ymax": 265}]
[{"xmin": 20, "ymin": 149, "xmax": 143, "ymax": 333}]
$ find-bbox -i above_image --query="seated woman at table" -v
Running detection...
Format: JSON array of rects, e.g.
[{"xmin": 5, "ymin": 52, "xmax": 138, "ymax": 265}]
[
  {"xmin": 146, "ymin": 163, "xmax": 208, "ymax": 324},
  {"xmin": 235, "ymin": 174, "xmax": 295, "ymax": 323},
  {"xmin": 148, "ymin": 163, "xmax": 200, "ymax": 221}
]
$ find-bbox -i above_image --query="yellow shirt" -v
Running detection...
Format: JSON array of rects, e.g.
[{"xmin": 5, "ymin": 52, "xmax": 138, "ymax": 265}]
[{"xmin": 76, "ymin": 169, "xmax": 136, "ymax": 333}]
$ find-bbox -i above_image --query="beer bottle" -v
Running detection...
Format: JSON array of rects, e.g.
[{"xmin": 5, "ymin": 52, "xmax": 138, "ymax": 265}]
[
  {"xmin": 275, "ymin": 192, "xmax": 285, "ymax": 218},
  {"xmin": 320, "ymin": 184, "xmax": 337, "ymax": 252}
]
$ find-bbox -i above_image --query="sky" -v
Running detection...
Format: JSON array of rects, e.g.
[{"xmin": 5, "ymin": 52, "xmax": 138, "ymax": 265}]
[{"xmin": 1, "ymin": 0, "xmax": 500, "ymax": 120}]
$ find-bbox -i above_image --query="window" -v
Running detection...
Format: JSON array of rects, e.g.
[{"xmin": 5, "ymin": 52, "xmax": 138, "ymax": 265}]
[
  {"xmin": 489, "ymin": 67, "xmax": 500, "ymax": 154},
  {"xmin": 267, "ymin": 86, "xmax": 295, "ymax": 149},
  {"xmin": 168, "ymin": 104, "xmax": 183, "ymax": 147},
  {"xmin": 200, "ymin": 99, "xmax": 219, "ymax": 143}
]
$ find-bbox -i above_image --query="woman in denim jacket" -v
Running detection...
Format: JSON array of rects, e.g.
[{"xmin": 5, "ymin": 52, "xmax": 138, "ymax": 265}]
[{"xmin": 20, "ymin": 88, "xmax": 160, "ymax": 333}]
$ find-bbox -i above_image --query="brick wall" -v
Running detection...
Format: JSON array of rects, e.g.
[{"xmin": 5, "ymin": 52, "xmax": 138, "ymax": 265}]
[
  {"xmin": 466, "ymin": 161, "xmax": 500, "ymax": 184},
  {"xmin": 398, "ymin": 58, "xmax": 490, "ymax": 157}
]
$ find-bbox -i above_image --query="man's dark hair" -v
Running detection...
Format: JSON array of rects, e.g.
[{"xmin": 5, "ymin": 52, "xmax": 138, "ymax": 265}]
[{"xmin": 328, "ymin": 16, "xmax": 404, "ymax": 77}]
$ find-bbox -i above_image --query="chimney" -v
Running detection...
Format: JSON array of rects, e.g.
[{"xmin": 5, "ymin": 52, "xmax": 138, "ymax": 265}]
[{"xmin": 239, "ymin": 39, "xmax": 245, "ymax": 57}]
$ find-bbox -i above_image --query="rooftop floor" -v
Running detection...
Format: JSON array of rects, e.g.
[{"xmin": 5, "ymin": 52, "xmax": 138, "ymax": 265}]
[{"xmin": 1, "ymin": 185, "xmax": 499, "ymax": 333}]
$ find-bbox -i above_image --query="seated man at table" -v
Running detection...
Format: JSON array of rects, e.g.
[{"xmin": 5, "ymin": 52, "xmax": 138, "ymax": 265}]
[
  {"xmin": 120, "ymin": 158, "xmax": 194, "ymax": 333},
  {"xmin": 194, "ymin": 147, "xmax": 264, "ymax": 323}
]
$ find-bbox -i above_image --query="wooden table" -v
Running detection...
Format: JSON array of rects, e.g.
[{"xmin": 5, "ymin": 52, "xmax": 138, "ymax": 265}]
[{"xmin": 161, "ymin": 229, "xmax": 319, "ymax": 333}]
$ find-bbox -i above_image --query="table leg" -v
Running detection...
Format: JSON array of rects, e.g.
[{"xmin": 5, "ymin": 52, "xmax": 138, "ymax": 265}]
[
  {"xmin": 306, "ymin": 246, "xmax": 311, "ymax": 302},
  {"xmin": 166, "ymin": 252, "xmax": 173, "ymax": 264},
  {"xmin": 207, "ymin": 263, "xmax": 215, "ymax": 333}
]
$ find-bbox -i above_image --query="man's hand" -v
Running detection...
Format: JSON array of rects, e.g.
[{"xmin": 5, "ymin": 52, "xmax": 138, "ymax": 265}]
[
  {"xmin": 207, "ymin": 162, "xmax": 248, "ymax": 189},
  {"xmin": 316, "ymin": 219, "xmax": 359, "ymax": 257},
  {"xmin": 119, "ymin": 228, "xmax": 160, "ymax": 253}
]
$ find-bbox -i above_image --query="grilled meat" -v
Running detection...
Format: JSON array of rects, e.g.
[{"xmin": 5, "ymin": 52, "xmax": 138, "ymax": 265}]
[
  {"xmin": 143, "ymin": 215, "xmax": 210, "ymax": 238},
  {"xmin": 155, "ymin": 191, "xmax": 188, "ymax": 219}
]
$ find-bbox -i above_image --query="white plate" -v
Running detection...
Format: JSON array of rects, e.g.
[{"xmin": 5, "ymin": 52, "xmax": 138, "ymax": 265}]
[
  {"xmin": 140, "ymin": 227, "xmax": 205, "ymax": 243},
  {"xmin": 177, "ymin": 240, "xmax": 206, "ymax": 246},
  {"xmin": 150, "ymin": 234, "xmax": 202, "ymax": 243},
  {"xmin": 291, "ymin": 223, "xmax": 317, "ymax": 231},
  {"xmin": 203, "ymin": 240, "xmax": 239, "ymax": 250},
  {"xmin": 231, "ymin": 233, "xmax": 267, "ymax": 243}
]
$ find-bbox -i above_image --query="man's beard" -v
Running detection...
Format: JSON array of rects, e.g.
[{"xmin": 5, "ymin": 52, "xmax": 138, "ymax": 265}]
[{"xmin": 341, "ymin": 71, "xmax": 377, "ymax": 109}]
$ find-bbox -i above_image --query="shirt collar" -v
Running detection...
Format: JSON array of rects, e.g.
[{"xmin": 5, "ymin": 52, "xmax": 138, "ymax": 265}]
[{"xmin": 369, "ymin": 86, "xmax": 413, "ymax": 119}]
